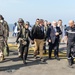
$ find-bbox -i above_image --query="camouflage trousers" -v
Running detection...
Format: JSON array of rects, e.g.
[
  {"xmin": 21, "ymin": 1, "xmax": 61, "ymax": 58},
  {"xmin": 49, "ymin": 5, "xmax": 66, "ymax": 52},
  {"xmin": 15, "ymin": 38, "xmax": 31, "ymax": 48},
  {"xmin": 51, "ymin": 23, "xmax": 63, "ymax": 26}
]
[
  {"xmin": 0, "ymin": 41, "xmax": 4, "ymax": 61},
  {"xmin": 0, "ymin": 41, "xmax": 4, "ymax": 54}
]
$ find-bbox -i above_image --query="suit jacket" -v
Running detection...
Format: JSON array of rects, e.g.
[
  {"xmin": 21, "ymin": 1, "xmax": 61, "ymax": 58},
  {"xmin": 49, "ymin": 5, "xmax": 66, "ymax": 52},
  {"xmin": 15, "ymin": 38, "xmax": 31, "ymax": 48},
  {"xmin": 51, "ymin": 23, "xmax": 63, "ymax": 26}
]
[{"xmin": 47, "ymin": 26, "xmax": 62, "ymax": 43}]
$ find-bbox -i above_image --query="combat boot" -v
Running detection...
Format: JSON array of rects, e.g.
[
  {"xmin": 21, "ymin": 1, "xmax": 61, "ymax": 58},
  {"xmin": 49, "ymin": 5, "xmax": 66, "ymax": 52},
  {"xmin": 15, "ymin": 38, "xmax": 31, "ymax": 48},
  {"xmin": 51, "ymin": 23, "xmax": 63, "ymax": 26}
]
[
  {"xmin": 0, "ymin": 54, "xmax": 5, "ymax": 61},
  {"xmin": 68, "ymin": 58, "xmax": 73, "ymax": 66}
]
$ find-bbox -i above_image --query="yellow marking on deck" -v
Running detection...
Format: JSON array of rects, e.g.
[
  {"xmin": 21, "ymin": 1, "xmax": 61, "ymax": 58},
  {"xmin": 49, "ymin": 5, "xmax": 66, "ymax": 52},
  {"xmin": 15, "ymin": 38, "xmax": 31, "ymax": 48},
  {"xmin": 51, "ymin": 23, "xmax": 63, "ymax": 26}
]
[
  {"xmin": 8, "ymin": 43, "xmax": 70, "ymax": 60},
  {"xmin": 0, "ymin": 43, "xmax": 73, "ymax": 63}
]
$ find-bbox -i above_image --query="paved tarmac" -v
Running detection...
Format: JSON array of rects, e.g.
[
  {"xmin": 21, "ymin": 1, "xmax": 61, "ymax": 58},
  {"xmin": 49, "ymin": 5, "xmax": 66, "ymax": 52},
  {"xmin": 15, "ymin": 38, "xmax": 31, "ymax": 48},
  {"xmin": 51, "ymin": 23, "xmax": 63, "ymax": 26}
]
[{"xmin": 0, "ymin": 33, "xmax": 75, "ymax": 75}]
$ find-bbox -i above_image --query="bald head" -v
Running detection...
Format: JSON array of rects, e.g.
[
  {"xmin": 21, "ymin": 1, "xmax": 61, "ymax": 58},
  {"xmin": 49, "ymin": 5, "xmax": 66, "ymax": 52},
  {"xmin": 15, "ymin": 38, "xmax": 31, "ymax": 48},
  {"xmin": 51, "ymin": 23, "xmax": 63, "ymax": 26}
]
[
  {"xmin": 69, "ymin": 20, "xmax": 74, "ymax": 27},
  {"xmin": 52, "ymin": 21, "xmax": 57, "ymax": 27}
]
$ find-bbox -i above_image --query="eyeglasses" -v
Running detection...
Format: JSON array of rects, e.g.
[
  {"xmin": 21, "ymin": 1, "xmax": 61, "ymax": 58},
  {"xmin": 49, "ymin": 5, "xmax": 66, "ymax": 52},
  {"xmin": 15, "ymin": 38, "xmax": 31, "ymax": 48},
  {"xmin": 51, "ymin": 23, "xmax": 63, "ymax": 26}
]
[{"xmin": 36, "ymin": 20, "xmax": 39, "ymax": 22}]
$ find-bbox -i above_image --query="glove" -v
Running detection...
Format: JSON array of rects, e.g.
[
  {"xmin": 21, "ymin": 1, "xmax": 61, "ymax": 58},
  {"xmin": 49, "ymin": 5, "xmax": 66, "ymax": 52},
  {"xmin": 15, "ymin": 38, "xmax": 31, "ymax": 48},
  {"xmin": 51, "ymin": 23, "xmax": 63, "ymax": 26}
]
[
  {"xmin": 16, "ymin": 40, "xmax": 19, "ymax": 43},
  {"xmin": 31, "ymin": 40, "xmax": 34, "ymax": 44}
]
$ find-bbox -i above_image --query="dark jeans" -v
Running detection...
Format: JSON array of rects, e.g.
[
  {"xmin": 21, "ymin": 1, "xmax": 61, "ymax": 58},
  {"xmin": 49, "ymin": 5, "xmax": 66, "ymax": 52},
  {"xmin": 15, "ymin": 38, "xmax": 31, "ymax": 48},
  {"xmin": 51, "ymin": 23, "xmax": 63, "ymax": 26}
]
[
  {"xmin": 48, "ymin": 39, "xmax": 59, "ymax": 58},
  {"xmin": 43, "ymin": 43, "xmax": 47, "ymax": 53},
  {"xmin": 18, "ymin": 40, "xmax": 22, "ymax": 54},
  {"xmin": 20, "ymin": 41, "xmax": 29, "ymax": 60}
]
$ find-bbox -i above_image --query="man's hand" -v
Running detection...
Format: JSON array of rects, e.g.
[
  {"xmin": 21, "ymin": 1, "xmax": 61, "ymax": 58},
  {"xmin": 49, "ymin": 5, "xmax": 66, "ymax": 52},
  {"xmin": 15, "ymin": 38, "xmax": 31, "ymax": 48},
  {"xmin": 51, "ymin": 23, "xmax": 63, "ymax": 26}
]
[
  {"xmin": 49, "ymin": 39, "xmax": 51, "ymax": 42},
  {"xmin": 55, "ymin": 32, "xmax": 59, "ymax": 36},
  {"xmin": 16, "ymin": 40, "xmax": 19, "ymax": 44},
  {"xmin": 31, "ymin": 40, "xmax": 34, "ymax": 44}
]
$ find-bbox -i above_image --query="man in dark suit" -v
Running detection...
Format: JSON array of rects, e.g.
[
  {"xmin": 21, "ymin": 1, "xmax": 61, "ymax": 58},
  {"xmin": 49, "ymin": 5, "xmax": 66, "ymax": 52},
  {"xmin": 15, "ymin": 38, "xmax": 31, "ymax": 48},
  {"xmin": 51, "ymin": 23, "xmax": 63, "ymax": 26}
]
[{"xmin": 47, "ymin": 21, "xmax": 62, "ymax": 60}]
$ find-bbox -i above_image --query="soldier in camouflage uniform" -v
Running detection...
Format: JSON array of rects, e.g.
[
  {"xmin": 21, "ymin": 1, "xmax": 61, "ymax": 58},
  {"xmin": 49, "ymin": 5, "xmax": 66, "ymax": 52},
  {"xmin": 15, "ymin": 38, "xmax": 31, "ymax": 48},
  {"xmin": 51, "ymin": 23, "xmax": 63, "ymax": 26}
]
[
  {"xmin": 0, "ymin": 22, "xmax": 6, "ymax": 61},
  {"xmin": 16, "ymin": 21, "xmax": 32, "ymax": 64},
  {"xmin": 0, "ymin": 15, "xmax": 9, "ymax": 56},
  {"xmin": 17, "ymin": 18, "xmax": 24, "ymax": 57}
]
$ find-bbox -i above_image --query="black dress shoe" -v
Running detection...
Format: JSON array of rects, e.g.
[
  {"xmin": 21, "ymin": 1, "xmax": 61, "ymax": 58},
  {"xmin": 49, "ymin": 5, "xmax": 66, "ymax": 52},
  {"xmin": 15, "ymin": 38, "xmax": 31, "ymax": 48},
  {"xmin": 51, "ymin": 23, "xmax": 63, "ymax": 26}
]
[
  {"xmin": 24, "ymin": 62, "xmax": 27, "ymax": 64},
  {"xmin": 40, "ymin": 58, "xmax": 45, "ymax": 62},
  {"xmin": 23, "ymin": 60, "xmax": 27, "ymax": 64},
  {"xmin": 68, "ymin": 59, "xmax": 72, "ymax": 66},
  {"xmin": 49, "ymin": 57, "xmax": 52, "ymax": 60},
  {"xmin": 71, "ymin": 57, "xmax": 74, "ymax": 64},
  {"xmin": 55, "ymin": 56, "xmax": 60, "ymax": 61}
]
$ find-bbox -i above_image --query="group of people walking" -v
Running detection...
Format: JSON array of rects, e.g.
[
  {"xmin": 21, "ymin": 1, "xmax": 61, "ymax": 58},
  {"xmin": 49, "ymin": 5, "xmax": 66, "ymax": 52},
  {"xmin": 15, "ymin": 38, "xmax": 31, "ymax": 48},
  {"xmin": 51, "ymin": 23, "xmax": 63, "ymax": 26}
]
[
  {"xmin": 16, "ymin": 18, "xmax": 63, "ymax": 64},
  {"xmin": 0, "ymin": 15, "xmax": 75, "ymax": 67}
]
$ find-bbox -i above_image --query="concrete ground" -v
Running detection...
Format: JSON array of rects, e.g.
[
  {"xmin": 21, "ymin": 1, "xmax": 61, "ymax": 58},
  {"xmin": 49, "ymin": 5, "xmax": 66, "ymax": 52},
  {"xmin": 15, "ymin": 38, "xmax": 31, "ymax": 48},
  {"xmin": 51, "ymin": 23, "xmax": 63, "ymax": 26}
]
[{"xmin": 0, "ymin": 33, "xmax": 75, "ymax": 75}]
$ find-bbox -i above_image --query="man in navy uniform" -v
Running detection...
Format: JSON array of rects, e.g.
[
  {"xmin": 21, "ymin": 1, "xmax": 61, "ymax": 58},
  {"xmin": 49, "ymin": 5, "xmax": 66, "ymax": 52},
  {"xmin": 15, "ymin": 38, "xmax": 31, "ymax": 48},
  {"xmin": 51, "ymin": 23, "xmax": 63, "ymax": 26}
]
[{"xmin": 65, "ymin": 20, "xmax": 75, "ymax": 66}]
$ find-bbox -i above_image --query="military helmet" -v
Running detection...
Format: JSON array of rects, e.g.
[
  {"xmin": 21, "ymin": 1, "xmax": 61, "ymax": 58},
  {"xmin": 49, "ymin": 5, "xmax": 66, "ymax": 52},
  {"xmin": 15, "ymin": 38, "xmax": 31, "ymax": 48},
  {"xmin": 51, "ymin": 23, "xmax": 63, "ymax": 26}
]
[
  {"xmin": 25, "ymin": 21, "xmax": 30, "ymax": 26},
  {"xmin": 0, "ymin": 15, "xmax": 4, "ymax": 20},
  {"xmin": 18, "ymin": 18, "xmax": 24, "ymax": 23}
]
